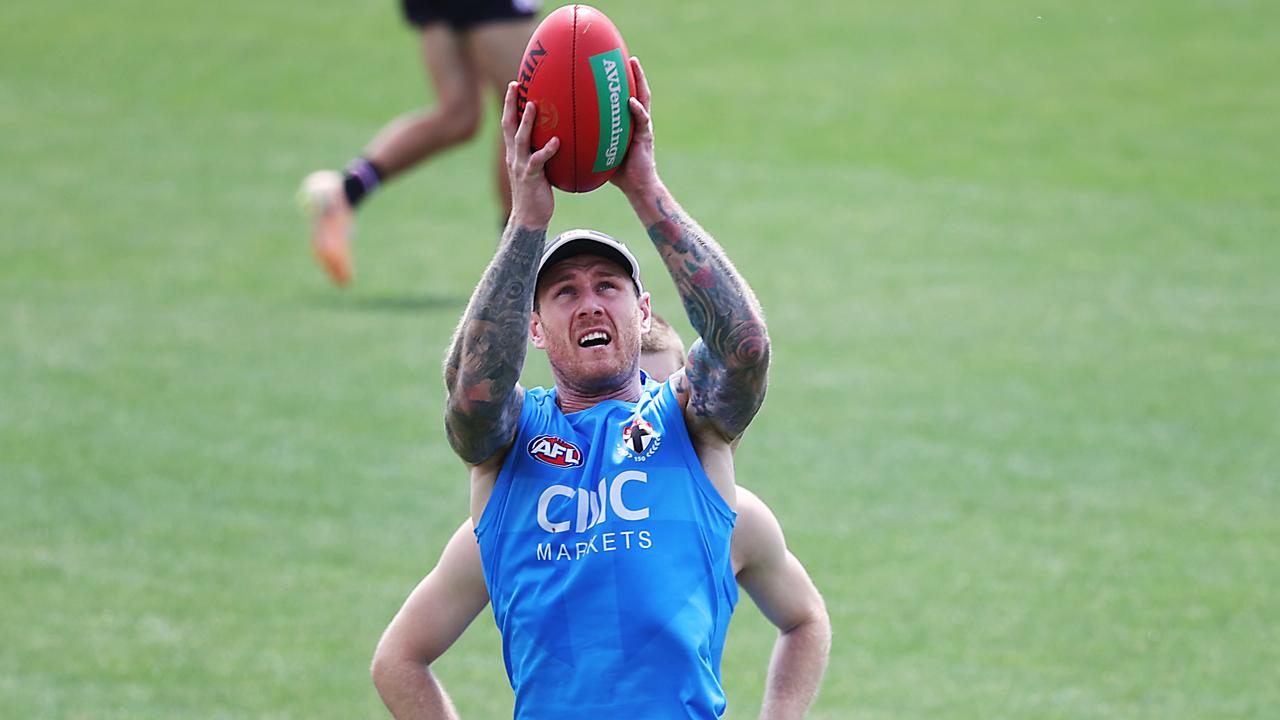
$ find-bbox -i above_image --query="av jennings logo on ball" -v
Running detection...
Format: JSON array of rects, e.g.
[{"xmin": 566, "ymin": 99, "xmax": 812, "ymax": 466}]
[{"xmin": 589, "ymin": 49, "xmax": 630, "ymax": 172}]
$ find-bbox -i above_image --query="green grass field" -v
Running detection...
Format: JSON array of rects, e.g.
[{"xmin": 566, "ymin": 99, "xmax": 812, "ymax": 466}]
[{"xmin": 3, "ymin": 0, "xmax": 1278, "ymax": 717}]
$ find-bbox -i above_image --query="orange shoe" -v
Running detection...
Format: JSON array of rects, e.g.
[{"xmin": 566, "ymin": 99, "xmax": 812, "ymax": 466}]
[{"xmin": 298, "ymin": 170, "xmax": 354, "ymax": 286}]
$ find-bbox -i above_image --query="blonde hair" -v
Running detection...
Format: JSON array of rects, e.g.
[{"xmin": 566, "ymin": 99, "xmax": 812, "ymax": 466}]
[{"xmin": 642, "ymin": 313, "xmax": 686, "ymax": 367}]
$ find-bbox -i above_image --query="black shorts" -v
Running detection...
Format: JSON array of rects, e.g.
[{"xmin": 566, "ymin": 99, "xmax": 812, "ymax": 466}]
[{"xmin": 401, "ymin": 0, "xmax": 540, "ymax": 30}]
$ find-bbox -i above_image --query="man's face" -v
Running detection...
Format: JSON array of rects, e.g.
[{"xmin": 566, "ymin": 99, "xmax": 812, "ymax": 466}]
[{"xmin": 531, "ymin": 254, "xmax": 651, "ymax": 391}]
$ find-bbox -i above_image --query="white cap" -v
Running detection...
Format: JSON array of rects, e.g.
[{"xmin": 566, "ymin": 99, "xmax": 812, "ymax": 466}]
[{"xmin": 536, "ymin": 228, "xmax": 643, "ymax": 294}]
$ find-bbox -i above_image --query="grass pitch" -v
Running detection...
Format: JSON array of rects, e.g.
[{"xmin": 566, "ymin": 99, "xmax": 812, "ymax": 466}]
[{"xmin": 2, "ymin": 0, "xmax": 1278, "ymax": 717}]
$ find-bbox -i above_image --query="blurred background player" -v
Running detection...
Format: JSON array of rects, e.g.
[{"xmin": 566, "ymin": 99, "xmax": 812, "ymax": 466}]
[
  {"xmin": 371, "ymin": 315, "xmax": 831, "ymax": 719},
  {"xmin": 298, "ymin": 0, "xmax": 542, "ymax": 286}
]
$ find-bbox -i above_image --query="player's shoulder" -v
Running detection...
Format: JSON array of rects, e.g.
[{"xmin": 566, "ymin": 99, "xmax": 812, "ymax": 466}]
[
  {"xmin": 524, "ymin": 384, "xmax": 554, "ymax": 404},
  {"xmin": 665, "ymin": 366, "xmax": 741, "ymax": 454},
  {"xmin": 735, "ymin": 488, "xmax": 777, "ymax": 532},
  {"xmin": 731, "ymin": 487, "xmax": 787, "ymax": 570},
  {"xmin": 665, "ymin": 367, "xmax": 691, "ymax": 407},
  {"xmin": 669, "ymin": 367, "xmax": 689, "ymax": 394},
  {"xmin": 519, "ymin": 384, "xmax": 565, "ymax": 421}
]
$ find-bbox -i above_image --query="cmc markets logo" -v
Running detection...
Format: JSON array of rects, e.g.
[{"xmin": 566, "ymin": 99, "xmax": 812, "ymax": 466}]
[
  {"xmin": 537, "ymin": 471, "xmax": 650, "ymax": 534},
  {"xmin": 527, "ymin": 435, "xmax": 582, "ymax": 468}
]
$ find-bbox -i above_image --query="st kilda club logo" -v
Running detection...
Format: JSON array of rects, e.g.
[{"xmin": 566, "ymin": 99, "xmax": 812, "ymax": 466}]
[
  {"xmin": 620, "ymin": 417, "xmax": 661, "ymax": 460},
  {"xmin": 527, "ymin": 435, "xmax": 583, "ymax": 468}
]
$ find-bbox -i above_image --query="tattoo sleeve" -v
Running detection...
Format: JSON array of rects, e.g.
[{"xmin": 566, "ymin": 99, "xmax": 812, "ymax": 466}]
[
  {"xmin": 444, "ymin": 224, "xmax": 546, "ymax": 464},
  {"xmin": 646, "ymin": 194, "xmax": 770, "ymax": 439}
]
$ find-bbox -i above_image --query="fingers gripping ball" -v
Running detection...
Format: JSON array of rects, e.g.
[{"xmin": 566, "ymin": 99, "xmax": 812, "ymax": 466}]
[{"xmin": 515, "ymin": 4, "xmax": 636, "ymax": 193}]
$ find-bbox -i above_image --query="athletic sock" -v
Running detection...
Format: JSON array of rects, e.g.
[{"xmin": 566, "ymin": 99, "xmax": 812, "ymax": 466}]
[{"xmin": 342, "ymin": 158, "xmax": 384, "ymax": 208}]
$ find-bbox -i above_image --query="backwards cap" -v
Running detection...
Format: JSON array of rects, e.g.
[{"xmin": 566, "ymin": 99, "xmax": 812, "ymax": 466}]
[{"xmin": 536, "ymin": 229, "xmax": 643, "ymax": 294}]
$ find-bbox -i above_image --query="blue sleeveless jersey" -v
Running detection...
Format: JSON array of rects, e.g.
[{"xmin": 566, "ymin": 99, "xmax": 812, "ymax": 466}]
[{"xmin": 475, "ymin": 375, "xmax": 738, "ymax": 719}]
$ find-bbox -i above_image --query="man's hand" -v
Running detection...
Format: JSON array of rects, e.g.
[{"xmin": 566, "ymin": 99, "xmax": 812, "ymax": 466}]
[
  {"xmin": 610, "ymin": 57, "xmax": 660, "ymax": 199},
  {"xmin": 502, "ymin": 81, "xmax": 559, "ymax": 228}
]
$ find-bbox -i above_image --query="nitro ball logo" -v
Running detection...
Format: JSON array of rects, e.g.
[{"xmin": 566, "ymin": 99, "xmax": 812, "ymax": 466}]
[
  {"xmin": 527, "ymin": 435, "xmax": 582, "ymax": 468},
  {"xmin": 589, "ymin": 49, "xmax": 631, "ymax": 173},
  {"xmin": 515, "ymin": 40, "xmax": 548, "ymax": 115}
]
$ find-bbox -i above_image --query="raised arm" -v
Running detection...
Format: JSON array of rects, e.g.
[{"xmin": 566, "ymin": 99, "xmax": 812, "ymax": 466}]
[
  {"xmin": 611, "ymin": 58, "xmax": 770, "ymax": 441},
  {"xmin": 444, "ymin": 83, "xmax": 559, "ymax": 464}
]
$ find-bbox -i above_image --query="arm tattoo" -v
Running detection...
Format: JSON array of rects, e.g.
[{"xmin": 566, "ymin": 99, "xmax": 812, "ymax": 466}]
[
  {"xmin": 647, "ymin": 198, "xmax": 770, "ymax": 439},
  {"xmin": 444, "ymin": 224, "xmax": 546, "ymax": 463}
]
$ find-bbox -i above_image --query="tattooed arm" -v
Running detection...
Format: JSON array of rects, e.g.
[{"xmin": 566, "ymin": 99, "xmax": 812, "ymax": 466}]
[
  {"xmin": 611, "ymin": 58, "xmax": 770, "ymax": 441},
  {"xmin": 443, "ymin": 224, "xmax": 546, "ymax": 464},
  {"xmin": 641, "ymin": 190, "xmax": 770, "ymax": 440},
  {"xmin": 444, "ymin": 82, "xmax": 559, "ymax": 465}
]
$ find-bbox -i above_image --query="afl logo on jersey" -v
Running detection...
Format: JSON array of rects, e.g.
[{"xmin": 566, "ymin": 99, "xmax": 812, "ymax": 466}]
[
  {"xmin": 528, "ymin": 435, "xmax": 583, "ymax": 468},
  {"xmin": 620, "ymin": 417, "xmax": 661, "ymax": 460}
]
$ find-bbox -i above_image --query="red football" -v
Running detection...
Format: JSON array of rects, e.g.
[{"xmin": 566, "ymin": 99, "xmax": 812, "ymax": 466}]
[{"xmin": 515, "ymin": 4, "xmax": 636, "ymax": 193}]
